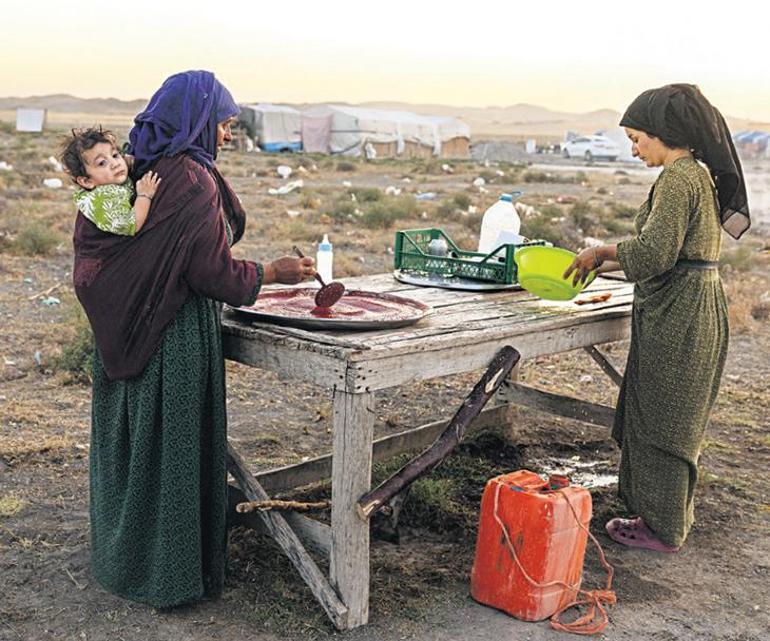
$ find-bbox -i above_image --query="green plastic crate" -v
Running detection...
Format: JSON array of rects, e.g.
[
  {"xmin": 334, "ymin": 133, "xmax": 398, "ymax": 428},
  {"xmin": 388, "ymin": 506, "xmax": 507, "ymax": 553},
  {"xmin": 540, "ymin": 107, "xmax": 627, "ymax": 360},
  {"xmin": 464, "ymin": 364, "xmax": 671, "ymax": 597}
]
[{"xmin": 394, "ymin": 228, "xmax": 549, "ymax": 285}]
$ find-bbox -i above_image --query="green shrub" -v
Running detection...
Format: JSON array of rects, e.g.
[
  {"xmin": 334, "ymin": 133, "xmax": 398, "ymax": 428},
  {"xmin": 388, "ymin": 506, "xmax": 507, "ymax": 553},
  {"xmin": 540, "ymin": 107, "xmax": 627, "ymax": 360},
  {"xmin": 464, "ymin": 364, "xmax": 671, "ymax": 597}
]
[
  {"xmin": 12, "ymin": 223, "xmax": 62, "ymax": 256},
  {"xmin": 600, "ymin": 215, "xmax": 635, "ymax": 235},
  {"xmin": 608, "ymin": 202, "xmax": 638, "ymax": 219},
  {"xmin": 523, "ymin": 212, "xmax": 567, "ymax": 247},
  {"xmin": 351, "ymin": 187, "xmax": 382, "ymax": 202},
  {"xmin": 360, "ymin": 195, "xmax": 417, "ymax": 229},
  {"xmin": 570, "ymin": 201, "xmax": 597, "ymax": 232},
  {"xmin": 54, "ymin": 307, "xmax": 94, "ymax": 384},
  {"xmin": 719, "ymin": 246, "xmax": 755, "ymax": 272},
  {"xmin": 452, "ymin": 192, "xmax": 472, "ymax": 209},
  {"xmin": 336, "ymin": 161, "xmax": 356, "ymax": 172},
  {"xmin": 325, "ymin": 198, "xmax": 357, "ymax": 222}
]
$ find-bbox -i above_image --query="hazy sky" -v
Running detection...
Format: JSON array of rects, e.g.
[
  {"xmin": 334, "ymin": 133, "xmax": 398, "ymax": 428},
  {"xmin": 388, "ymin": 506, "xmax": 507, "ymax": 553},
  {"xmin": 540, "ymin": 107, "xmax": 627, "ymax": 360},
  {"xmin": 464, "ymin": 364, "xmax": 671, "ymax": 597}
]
[{"xmin": 3, "ymin": 0, "xmax": 769, "ymax": 121}]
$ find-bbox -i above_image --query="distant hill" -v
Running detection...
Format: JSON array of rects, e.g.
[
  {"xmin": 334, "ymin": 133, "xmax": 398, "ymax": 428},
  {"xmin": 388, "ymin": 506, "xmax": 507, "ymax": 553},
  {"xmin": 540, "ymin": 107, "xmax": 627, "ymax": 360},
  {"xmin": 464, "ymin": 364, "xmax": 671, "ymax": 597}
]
[
  {"xmin": 0, "ymin": 93, "xmax": 146, "ymax": 114},
  {"xmin": 2, "ymin": 94, "xmax": 767, "ymax": 140}
]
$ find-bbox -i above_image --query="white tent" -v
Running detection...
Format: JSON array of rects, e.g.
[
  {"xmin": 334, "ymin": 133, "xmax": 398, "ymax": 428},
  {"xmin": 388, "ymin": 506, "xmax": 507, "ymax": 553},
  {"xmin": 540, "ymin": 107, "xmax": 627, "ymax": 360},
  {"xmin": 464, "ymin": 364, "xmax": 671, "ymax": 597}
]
[
  {"xmin": 16, "ymin": 108, "xmax": 47, "ymax": 132},
  {"xmin": 238, "ymin": 104, "xmax": 301, "ymax": 152},
  {"xmin": 301, "ymin": 105, "xmax": 469, "ymax": 158}
]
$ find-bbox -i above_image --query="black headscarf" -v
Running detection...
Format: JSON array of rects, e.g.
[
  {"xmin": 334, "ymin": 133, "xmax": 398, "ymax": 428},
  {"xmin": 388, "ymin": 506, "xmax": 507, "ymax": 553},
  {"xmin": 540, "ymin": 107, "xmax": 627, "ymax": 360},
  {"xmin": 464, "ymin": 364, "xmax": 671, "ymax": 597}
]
[{"xmin": 620, "ymin": 84, "xmax": 750, "ymax": 239}]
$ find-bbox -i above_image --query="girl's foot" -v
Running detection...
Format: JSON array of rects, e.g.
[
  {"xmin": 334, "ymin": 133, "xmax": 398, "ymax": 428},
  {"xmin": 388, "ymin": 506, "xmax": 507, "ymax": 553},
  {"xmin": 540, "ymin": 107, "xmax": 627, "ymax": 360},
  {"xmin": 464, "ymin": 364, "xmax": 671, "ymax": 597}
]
[{"xmin": 605, "ymin": 516, "xmax": 680, "ymax": 553}]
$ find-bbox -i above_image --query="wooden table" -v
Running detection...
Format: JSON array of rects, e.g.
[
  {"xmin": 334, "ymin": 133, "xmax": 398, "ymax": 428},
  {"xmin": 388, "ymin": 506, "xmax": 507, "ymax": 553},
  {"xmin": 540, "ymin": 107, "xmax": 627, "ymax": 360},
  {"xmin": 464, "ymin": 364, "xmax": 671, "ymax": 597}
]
[{"xmin": 221, "ymin": 273, "xmax": 633, "ymax": 630}]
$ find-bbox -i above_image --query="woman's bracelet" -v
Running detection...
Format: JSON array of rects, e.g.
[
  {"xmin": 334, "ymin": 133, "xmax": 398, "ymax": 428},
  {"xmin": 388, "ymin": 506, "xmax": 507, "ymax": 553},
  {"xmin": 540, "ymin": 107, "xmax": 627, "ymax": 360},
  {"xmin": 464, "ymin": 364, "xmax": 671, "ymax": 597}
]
[{"xmin": 137, "ymin": 194, "xmax": 153, "ymax": 201}]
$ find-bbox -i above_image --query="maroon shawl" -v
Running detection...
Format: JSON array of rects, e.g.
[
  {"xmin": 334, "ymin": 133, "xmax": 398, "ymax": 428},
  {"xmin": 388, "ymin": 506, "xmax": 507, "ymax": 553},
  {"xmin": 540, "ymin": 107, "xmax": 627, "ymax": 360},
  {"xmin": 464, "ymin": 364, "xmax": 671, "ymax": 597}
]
[{"xmin": 73, "ymin": 154, "xmax": 260, "ymax": 380}]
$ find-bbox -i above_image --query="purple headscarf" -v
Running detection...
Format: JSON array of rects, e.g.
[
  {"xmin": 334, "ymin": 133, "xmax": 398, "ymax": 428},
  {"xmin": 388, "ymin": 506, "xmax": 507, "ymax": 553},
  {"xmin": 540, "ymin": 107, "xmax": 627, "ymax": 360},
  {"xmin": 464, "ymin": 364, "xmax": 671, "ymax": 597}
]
[{"xmin": 128, "ymin": 70, "xmax": 239, "ymax": 175}]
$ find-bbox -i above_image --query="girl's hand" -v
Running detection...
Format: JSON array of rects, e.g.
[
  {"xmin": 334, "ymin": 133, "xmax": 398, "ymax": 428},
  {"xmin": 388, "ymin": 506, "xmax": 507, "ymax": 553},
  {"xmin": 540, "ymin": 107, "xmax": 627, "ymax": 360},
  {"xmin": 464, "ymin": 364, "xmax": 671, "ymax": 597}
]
[
  {"xmin": 563, "ymin": 247, "xmax": 601, "ymax": 286},
  {"xmin": 266, "ymin": 256, "xmax": 315, "ymax": 284},
  {"xmin": 136, "ymin": 171, "xmax": 161, "ymax": 199}
]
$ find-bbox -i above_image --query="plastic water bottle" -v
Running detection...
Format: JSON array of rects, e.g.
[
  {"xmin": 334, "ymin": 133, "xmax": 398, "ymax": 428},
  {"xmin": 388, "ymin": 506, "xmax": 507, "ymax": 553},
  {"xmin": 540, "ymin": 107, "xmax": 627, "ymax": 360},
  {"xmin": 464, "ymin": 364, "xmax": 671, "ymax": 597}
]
[
  {"xmin": 316, "ymin": 234, "xmax": 333, "ymax": 282},
  {"xmin": 477, "ymin": 193, "xmax": 522, "ymax": 255}
]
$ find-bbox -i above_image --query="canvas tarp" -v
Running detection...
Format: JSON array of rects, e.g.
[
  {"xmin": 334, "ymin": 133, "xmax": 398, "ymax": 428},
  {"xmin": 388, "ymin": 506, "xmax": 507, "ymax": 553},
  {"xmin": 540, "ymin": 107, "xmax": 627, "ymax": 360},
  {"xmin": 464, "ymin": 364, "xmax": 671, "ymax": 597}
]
[
  {"xmin": 301, "ymin": 105, "xmax": 469, "ymax": 158},
  {"xmin": 238, "ymin": 103, "xmax": 301, "ymax": 152}
]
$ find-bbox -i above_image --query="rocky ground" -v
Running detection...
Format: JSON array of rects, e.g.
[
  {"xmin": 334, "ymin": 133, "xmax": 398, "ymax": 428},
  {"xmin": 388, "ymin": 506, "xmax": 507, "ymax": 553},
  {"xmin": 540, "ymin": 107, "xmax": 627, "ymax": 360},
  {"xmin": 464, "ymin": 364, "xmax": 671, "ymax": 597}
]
[{"xmin": 1, "ymin": 126, "xmax": 769, "ymax": 640}]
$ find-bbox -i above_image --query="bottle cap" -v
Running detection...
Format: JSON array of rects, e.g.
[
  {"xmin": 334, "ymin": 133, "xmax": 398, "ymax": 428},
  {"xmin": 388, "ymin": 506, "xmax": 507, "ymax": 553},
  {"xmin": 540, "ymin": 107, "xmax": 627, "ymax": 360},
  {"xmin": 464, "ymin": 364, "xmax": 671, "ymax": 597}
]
[
  {"xmin": 499, "ymin": 191, "xmax": 523, "ymax": 202},
  {"xmin": 318, "ymin": 234, "xmax": 332, "ymax": 251}
]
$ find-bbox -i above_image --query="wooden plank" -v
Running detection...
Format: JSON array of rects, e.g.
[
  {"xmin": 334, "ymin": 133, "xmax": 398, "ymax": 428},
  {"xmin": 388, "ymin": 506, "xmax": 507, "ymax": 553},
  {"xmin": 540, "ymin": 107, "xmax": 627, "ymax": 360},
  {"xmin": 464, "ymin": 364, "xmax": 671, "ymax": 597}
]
[
  {"xmin": 226, "ymin": 444, "xmax": 348, "ymax": 629},
  {"xmin": 497, "ymin": 381, "xmax": 616, "ymax": 427},
  {"xmin": 227, "ymin": 484, "xmax": 331, "ymax": 558},
  {"xmin": 584, "ymin": 345, "xmax": 624, "ymax": 387},
  {"xmin": 253, "ymin": 404, "xmax": 513, "ymax": 494},
  {"xmin": 343, "ymin": 315, "xmax": 631, "ymax": 392},
  {"xmin": 222, "ymin": 329, "xmax": 351, "ymax": 389},
  {"xmin": 330, "ymin": 389, "xmax": 375, "ymax": 629}
]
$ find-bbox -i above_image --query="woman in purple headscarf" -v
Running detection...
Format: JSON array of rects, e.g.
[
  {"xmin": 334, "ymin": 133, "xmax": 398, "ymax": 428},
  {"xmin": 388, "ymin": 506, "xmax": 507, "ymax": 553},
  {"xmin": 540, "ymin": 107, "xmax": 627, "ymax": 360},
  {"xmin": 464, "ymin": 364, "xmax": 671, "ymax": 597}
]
[{"xmin": 73, "ymin": 70, "xmax": 314, "ymax": 607}]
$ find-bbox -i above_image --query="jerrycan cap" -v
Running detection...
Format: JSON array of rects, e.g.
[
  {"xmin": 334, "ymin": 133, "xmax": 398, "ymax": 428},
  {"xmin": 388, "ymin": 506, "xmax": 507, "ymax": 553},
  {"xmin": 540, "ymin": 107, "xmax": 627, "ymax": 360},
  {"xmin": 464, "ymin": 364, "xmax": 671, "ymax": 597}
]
[{"xmin": 547, "ymin": 474, "xmax": 571, "ymax": 490}]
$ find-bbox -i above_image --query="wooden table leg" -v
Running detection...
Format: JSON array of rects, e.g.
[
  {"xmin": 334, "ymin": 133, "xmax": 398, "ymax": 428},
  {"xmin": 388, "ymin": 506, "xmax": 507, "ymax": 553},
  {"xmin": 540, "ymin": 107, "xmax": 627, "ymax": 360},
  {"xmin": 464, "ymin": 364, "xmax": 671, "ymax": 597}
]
[{"xmin": 330, "ymin": 388, "xmax": 374, "ymax": 630}]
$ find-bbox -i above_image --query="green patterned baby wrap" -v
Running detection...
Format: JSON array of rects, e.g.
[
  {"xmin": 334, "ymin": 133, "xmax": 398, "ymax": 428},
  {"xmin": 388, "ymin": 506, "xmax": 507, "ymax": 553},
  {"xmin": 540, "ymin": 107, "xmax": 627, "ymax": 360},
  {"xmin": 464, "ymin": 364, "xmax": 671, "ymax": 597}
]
[{"xmin": 74, "ymin": 179, "xmax": 136, "ymax": 235}]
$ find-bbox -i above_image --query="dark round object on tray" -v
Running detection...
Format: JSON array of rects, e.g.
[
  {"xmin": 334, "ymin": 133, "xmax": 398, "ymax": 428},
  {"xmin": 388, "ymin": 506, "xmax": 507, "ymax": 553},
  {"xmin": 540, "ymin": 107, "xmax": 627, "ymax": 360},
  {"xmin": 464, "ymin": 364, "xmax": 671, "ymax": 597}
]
[
  {"xmin": 228, "ymin": 288, "xmax": 431, "ymax": 330},
  {"xmin": 314, "ymin": 281, "xmax": 345, "ymax": 308}
]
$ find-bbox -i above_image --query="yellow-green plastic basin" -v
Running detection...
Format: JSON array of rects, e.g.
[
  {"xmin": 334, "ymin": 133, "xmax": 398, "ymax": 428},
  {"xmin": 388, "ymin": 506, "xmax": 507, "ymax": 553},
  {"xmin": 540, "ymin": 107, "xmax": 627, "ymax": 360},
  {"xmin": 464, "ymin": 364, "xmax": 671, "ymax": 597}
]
[{"xmin": 514, "ymin": 246, "xmax": 596, "ymax": 301}]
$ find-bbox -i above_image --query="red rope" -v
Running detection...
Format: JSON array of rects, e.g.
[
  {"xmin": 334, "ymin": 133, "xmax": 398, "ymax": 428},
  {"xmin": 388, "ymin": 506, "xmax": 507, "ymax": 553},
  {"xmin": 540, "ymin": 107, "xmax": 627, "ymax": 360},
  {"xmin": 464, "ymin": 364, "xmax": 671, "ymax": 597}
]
[{"xmin": 492, "ymin": 481, "xmax": 616, "ymax": 635}]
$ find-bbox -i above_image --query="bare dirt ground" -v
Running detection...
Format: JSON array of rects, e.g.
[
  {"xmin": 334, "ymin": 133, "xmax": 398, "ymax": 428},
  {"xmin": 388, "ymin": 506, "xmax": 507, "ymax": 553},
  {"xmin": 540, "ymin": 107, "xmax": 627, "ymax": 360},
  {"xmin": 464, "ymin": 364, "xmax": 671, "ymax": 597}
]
[{"xmin": 1, "ymin": 124, "xmax": 769, "ymax": 641}]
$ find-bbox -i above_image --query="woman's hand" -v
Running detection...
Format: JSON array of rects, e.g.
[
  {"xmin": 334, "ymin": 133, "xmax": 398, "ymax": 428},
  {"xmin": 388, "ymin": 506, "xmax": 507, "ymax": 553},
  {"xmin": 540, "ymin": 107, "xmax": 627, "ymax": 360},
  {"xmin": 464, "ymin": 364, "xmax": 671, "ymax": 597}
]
[
  {"xmin": 563, "ymin": 247, "xmax": 601, "ymax": 286},
  {"xmin": 264, "ymin": 256, "xmax": 316, "ymax": 284}
]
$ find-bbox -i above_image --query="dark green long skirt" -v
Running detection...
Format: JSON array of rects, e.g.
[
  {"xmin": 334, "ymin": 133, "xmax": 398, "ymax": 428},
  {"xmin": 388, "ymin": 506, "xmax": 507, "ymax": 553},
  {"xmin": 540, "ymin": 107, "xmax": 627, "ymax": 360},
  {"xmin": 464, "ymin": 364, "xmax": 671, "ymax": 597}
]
[{"xmin": 89, "ymin": 293, "xmax": 228, "ymax": 608}]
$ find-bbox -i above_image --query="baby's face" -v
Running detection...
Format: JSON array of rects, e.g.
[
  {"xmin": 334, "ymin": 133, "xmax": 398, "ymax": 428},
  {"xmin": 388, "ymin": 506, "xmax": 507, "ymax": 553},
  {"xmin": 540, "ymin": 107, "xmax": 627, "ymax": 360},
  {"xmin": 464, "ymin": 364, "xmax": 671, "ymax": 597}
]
[{"xmin": 77, "ymin": 142, "xmax": 128, "ymax": 189}]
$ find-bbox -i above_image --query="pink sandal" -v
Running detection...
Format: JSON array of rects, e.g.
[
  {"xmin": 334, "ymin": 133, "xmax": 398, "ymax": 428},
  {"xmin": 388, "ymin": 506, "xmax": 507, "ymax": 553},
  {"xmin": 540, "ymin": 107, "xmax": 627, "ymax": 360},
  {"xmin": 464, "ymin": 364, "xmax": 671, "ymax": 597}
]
[{"xmin": 605, "ymin": 517, "xmax": 680, "ymax": 553}]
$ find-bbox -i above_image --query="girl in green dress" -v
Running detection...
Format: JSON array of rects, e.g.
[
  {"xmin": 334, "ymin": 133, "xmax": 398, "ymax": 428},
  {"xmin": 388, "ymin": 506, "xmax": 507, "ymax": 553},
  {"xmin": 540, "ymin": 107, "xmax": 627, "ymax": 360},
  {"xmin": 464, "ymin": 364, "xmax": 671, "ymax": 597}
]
[{"xmin": 564, "ymin": 84, "xmax": 750, "ymax": 552}]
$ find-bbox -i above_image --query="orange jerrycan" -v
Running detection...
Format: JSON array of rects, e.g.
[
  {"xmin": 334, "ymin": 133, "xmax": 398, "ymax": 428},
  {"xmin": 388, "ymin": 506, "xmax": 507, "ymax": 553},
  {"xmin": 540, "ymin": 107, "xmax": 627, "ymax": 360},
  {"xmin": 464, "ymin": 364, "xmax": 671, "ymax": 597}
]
[{"xmin": 470, "ymin": 470, "xmax": 591, "ymax": 622}]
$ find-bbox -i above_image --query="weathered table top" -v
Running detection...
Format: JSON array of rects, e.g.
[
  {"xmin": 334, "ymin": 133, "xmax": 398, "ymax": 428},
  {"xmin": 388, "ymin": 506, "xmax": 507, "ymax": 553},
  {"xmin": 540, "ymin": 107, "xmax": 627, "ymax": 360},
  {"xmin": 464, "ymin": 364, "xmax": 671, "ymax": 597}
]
[{"xmin": 221, "ymin": 273, "xmax": 633, "ymax": 393}]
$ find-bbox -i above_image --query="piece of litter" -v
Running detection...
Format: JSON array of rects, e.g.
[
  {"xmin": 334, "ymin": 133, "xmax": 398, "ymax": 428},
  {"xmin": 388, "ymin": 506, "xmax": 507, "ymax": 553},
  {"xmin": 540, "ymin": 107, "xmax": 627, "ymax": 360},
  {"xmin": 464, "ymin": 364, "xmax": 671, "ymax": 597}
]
[
  {"xmin": 286, "ymin": 210, "xmax": 301, "ymax": 218},
  {"xmin": 415, "ymin": 192, "xmax": 437, "ymax": 201},
  {"xmin": 34, "ymin": 351, "xmax": 42, "ymax": 366},
  {"xmin": 276, "ymin": 165, "xmax": 292, "ymax": 179},
  {"xmin": 385, "ymin": 185, "xmax": 402, "ymax": 196},
  {"xmin": 441, "ymin": 163, "xmax": 454, "ymax": 174},
  {"xmin": 579, "ymin": 375, "xmax": 594, "ymax": 383},
  {"xmin": 43, "ymin": 178, "xmax": 63, "ymax": 189},
  {"xmin": 472, "ymin": 177, "xmax": 486, "ymax": 187},
  {"xmin": 41, "ymin": 296, "xmax": 60, "ymax": 305},
  {"xmin": 47, "ymin": 156, "xmax": 64, "ymax": 172},
  {"xmin": 342, "ymin": 180, "xmax": 352, "ymax": 188},
  {"xmin": 0, "ymin": 161, "xmax": 13, "ymax": 171},
  {"xmin": 468, "ymin": 205, "xmax": 478, "ymax": 215},
  {"xmin": 267, "ymin": 179, "xmax": 303, "ymax": 196}
]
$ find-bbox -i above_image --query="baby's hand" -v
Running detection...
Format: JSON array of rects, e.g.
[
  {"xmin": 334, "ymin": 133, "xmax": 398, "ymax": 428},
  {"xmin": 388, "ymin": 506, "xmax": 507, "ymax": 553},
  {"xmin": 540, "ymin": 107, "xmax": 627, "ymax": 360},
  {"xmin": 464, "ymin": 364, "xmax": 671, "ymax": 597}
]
[{"xmin": 136, "ymin": 171, "xmax": 161, "ymax": 199}]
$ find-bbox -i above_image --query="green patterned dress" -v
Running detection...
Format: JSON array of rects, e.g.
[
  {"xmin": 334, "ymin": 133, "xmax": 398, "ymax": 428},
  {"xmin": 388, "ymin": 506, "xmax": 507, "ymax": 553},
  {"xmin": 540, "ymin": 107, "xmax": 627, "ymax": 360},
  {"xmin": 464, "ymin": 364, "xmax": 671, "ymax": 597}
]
[
  {"xmin": 89, "ymin": 224, "xmax": 259, "ymax": 608},
  {"xmin": 615, "ymin": 157, "xmax": 729, "ymax": 547}
]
